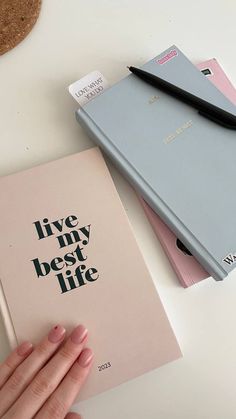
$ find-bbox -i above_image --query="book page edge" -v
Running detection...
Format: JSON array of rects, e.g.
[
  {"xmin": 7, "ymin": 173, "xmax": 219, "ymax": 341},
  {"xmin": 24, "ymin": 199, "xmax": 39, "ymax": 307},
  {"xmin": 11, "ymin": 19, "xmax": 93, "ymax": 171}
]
[{"xmin": 0, "ymin": 279, "xmax": 17, "ymax": 350}]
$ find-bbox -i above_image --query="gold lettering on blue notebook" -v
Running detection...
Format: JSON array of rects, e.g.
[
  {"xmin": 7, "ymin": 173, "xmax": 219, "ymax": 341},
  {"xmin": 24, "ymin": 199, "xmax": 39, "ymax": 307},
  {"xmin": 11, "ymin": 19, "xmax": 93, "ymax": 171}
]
[{"xmin": 164, "ymin": 120, "xmax": 193, "ymax": 144}]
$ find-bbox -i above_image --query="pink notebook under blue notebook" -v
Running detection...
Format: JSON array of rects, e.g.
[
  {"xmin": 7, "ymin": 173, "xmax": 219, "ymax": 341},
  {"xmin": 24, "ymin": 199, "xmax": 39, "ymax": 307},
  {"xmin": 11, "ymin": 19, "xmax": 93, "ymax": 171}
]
[{"xmin": 140, "ymin": 58, "xmax": 236, "ymax": 288}]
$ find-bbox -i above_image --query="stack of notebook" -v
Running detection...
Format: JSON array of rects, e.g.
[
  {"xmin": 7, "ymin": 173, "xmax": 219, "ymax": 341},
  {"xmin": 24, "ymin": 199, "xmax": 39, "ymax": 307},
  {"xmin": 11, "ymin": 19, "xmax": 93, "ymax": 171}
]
[
  {"xmin": 76, "ymin": 46, "xmax": 236, "ymax": 287},
  {"xmin": 140, "ymin": 57, "xmax": 236, "ymax": 287}
]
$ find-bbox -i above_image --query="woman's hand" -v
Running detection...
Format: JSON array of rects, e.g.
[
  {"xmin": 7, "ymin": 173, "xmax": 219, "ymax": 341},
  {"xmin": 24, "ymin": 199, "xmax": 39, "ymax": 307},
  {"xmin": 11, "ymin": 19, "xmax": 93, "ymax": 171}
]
[{"xmin": 0, "ymin": 324, "xmax": 93, "ymax": 419}]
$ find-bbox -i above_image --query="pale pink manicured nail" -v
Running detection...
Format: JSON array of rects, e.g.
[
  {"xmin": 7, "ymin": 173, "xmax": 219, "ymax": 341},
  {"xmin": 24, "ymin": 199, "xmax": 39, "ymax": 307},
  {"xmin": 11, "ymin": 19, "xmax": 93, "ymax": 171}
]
[
  {"xmin": 70, "ymin": 325, "xmax": 88, "ymax": 344},
  {"xmin": 77, "ymin": 348, "xmax": 93, "ymax": 368},
  {"xmin": 17, "ymin": 341, "xmax": 33, "ymax": 357},
  {"xmin": 48, "ymin": 325, "xmax": 66, "ymax": 343}
]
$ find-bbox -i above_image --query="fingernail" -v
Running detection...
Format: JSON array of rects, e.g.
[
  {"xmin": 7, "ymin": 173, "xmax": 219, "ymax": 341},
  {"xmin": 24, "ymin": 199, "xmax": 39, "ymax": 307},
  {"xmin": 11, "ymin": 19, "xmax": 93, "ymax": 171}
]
[
  {"xmin": 77, "ymin": 348, "xmax": 93, "ymax": 368},
  {"xmin": 17, "ymin": 341, "xmax": 33, "ymax": 357},
  {"xmin": 48, "ymin": 325, "xmax": 66, "ymax": 343},
  {"xmin": 70, "ymin": 325, "xmax": 88, "ymax": 345}
]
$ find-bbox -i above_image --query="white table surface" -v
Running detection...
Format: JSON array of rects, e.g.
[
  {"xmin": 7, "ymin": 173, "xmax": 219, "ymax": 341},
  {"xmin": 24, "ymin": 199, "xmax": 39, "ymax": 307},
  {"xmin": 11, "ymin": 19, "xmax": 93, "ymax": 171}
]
[{"xmin": 1, "ymin": 1, "xmax": 236, "ymax": 418}]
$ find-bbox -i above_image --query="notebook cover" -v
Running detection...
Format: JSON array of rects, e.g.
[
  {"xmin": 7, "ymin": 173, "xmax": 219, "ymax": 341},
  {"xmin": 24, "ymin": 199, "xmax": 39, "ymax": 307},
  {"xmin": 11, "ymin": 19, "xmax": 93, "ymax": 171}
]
[
  {"xmin": 140, "ymin": 58, "xmax": 236, "ymax": 287},
  {"xmin": 0, "ymin": 147, "xmax": 181, "ymax": 401},
  {"xmin": 76, "ymin": 46, "xmax": 236, "ymax": 281}
]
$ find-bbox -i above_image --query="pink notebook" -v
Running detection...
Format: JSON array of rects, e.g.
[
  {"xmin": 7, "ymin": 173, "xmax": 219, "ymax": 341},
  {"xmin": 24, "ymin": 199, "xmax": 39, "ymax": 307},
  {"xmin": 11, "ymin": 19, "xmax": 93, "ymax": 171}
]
[
  {"xmin": 140, "ymin": 59, "xmax": 236, "ymax": 288},
  {"xmin": 0, "ymin": 147, "xmax": 181, "ymax": 401}
]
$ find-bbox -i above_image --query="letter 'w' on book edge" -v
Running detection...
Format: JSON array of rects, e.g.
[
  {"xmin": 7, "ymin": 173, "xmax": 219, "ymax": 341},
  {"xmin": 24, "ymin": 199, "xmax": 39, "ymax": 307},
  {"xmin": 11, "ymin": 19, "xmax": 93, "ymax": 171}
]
[
  {"xmin": 139, "ymin": 58, "xmax": 236, "ymax": 288},
  {"xmin": 0, "ymin": 147, "xmax": 181, "ymax": 401},
  {"xmin": 76, "ymin": 46, "xmax": 236, "ymax": 282}
]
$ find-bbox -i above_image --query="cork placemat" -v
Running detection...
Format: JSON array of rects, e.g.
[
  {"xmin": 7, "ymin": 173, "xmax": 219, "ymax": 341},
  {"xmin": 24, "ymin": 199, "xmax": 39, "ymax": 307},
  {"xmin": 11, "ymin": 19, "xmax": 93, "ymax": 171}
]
[{"xmin": 0, "ymin": 0, "xmax": 41, "ymax": 55}]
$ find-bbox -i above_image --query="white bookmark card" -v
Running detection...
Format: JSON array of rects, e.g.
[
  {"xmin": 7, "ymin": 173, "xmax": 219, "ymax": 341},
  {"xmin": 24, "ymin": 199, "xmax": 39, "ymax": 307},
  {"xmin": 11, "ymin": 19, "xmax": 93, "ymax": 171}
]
[{"xmin": 68, "ymin": 71, "xmax": 109, "ymax": 106}]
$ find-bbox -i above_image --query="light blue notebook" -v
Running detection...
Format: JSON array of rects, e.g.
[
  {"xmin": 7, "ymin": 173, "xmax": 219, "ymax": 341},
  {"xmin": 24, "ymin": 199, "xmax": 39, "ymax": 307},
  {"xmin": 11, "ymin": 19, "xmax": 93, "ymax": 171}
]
[{"xmin": 76, "ymin": 46, "xmax": 236, "ymax": 281}]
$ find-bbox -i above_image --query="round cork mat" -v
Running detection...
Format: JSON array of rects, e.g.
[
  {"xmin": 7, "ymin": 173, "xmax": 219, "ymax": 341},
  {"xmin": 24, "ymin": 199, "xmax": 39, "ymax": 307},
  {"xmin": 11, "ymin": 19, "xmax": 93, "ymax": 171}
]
[{"xmin": 0, "ymin": 0, "xmax": 41, "ymax": 55}]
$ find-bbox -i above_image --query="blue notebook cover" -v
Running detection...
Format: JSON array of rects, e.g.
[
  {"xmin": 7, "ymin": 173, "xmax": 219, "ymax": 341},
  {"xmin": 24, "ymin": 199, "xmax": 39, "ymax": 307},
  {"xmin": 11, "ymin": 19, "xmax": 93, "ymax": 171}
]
[{"xmin": 76, "ymin": 46, "xmax": 236, "ymax": 281}]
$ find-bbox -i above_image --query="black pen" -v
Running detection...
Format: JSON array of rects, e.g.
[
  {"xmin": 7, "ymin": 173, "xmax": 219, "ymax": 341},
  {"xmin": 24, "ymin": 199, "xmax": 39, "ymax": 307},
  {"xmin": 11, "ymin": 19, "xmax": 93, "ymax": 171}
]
[{"xmin": 128, "ymin": 66, "xmax": 236, "ymax": 130}]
